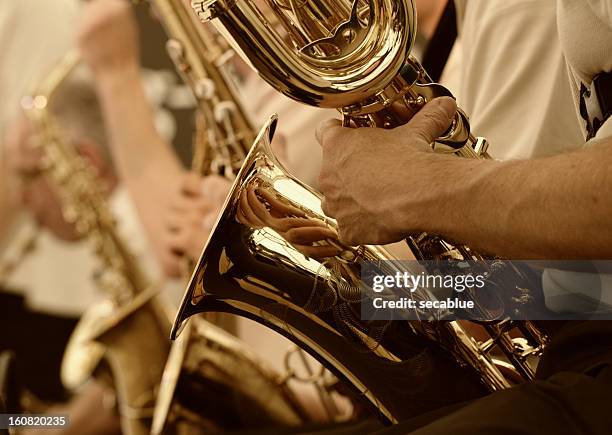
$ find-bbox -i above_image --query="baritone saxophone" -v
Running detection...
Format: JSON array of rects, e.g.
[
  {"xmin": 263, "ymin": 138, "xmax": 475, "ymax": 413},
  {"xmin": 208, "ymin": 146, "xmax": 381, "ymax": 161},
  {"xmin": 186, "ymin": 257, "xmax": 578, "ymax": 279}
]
[{"xmin": 170, "ymin": 0, "xmax": 549, "ymax": 424}]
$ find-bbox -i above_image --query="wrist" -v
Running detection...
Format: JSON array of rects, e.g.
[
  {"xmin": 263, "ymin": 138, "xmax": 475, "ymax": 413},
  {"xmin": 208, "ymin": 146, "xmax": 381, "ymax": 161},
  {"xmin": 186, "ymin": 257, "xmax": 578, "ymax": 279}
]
[
  {"xmin": 397, "ymin": 154, "xmax": 493, "ymax": 237},
  {"xmin": 93, "ymin": 63, "xmax": 142, "ymax": 98}
]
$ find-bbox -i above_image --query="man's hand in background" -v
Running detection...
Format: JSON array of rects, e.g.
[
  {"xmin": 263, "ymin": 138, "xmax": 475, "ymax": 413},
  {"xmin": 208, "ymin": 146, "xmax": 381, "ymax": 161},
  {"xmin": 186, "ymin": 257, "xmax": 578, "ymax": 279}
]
[
  {"xmin": 77, "ymin": 0, "xmax": 139, "ymax": 79},
  {"xmin": 161, "ymin": 172, "xmax": 232, "ymax": 277}
]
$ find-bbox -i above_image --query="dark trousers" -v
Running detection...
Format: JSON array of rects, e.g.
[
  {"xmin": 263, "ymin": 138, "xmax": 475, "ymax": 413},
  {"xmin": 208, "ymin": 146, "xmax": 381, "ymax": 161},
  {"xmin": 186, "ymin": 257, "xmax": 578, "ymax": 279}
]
[
  {"xmin": 292, "ymin": 321, "xmax": 612, "ymax": 435},
  {"xmin": 370, "ymin": 320, "xmax": 612, "ymax": 435},
  {"xmin": 0, "ymin": 292, "xmax": 78, "ymax": 402}
]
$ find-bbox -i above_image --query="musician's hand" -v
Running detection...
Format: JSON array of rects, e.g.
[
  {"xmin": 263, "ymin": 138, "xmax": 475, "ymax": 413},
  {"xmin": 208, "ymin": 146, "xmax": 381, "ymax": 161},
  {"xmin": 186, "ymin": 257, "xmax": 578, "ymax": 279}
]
[
  {"xmin": 4, "ymin": 115, "xmax": 115, "ymax": 242},
  {"xmin": 316, "ymin": 97, "xmax": 458, "ymax": 246},
  {"xmin": 77, "ymin": 0, "xmax": 140, "ymax": 78},
  {"xmin": 160, "ymin": 172, "xmax": 231, "ymax": 277}
]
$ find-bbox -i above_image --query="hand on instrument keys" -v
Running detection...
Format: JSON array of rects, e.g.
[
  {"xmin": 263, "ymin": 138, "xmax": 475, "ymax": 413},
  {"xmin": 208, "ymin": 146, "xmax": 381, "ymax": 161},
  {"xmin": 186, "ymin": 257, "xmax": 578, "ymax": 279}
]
[
  {"xmin": 5, "ymin": 114, "xmax": 116, "ymax": 242},
  {"xmin": 316, "ymin": 97, "xmax": 458, "ymax": 246},
  {"xmin": 77, "ymin": 0, "xmax": 140, "ymax": 78},
  {"xmin": 161, "ymin": 172, "xmax": 231, "ymax": 277}
]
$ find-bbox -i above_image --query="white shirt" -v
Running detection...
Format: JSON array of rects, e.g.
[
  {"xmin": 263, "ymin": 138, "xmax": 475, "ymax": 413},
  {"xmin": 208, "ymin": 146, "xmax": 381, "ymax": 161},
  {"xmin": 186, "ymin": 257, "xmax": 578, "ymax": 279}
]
[
  {"xmin": 450, "ymin": 1, "xmax": 601, "ymax": 314},
  {"xmin": 542, "ymin": 0, "xmax": 612, "ymax": 315},
  {"xmin": 557, "ymin": 0, "xmax": 612, "ymax": 140},
  {"xmin": 451, "ymin": 0, "xmax": 583, "ymax": 159},
  {"xmin": 4, "ymin": 221, "xmax": 101, "ymax": 317}
]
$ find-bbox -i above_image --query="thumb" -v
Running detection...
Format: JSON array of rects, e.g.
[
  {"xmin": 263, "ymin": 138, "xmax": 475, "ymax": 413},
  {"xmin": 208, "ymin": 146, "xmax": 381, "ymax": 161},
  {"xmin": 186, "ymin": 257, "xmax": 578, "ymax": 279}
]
[
  {"xmin": 405, "ymin": 97, "xmax": 457, "ymax": 144},
  {"xmin": 315, "ymin": 118, "xmax": 342, "ymax": 147}
]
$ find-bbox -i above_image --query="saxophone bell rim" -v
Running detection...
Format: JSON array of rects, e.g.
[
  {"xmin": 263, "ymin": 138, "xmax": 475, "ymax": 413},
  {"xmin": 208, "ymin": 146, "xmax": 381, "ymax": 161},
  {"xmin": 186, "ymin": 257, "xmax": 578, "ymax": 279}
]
[{"xmin": 171, "ymin": 114, "xmax": 280, "ymax": 340}]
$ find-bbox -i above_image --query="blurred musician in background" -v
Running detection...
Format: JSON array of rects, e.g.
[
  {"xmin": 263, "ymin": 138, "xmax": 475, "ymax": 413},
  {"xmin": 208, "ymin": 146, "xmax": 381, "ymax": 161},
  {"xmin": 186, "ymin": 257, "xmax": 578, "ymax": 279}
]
[
  {"xmin": 0, "ymin": 0, "xmax": 99, "ymax": 404},
  {"xmin": 76, "ymin": 0, "xmax": 347, "ymax": 421},
  {"xmin": 76, "ymin": 0, "xmax": 445, "ymax": 279},
  {"xmin": 4, "ymin": 46, "xmax": 184, "ymax": 435},
  {"xmin": 0, "ymin": 2, "xmax": 182, "ymax": 432},
  {"xmin": 75, "ymin": 0, "xmax": 322, "ymax": 277},
  {"xmin": 0, "ymin": 0, "xmax": 180, "ymax": 404}
]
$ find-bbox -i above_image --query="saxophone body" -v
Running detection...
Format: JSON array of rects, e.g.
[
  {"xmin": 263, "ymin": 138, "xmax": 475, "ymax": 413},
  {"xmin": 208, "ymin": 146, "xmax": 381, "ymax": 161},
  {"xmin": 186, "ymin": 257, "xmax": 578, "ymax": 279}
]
[
  {"xmin": 24, "ymin": 51, "xmax": 172, "ymax": 435},
  {"xmin": 172, "ymin": 116, "xmax": 494, "ymax": 423},
  {"xmin": 170, "ymin": 0, "xmax": 548, "ymax": 424},
  {"xmin": 152, "ymin": 317, "xmax": 307, "ymax": 434}
]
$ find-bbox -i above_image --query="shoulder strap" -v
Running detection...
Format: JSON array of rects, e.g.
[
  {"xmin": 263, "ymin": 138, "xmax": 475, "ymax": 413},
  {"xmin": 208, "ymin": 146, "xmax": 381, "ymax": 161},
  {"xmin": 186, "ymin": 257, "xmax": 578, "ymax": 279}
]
[{"xmin": 422, "ymin": 1, "xmax": 458, "ymax": 83}]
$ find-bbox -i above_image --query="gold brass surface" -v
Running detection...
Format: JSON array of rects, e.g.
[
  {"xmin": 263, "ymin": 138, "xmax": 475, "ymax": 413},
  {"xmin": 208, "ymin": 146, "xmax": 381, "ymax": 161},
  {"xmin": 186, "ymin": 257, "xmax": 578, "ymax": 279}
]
[{"xmin": 172, "ymin": 117, "xmax": 501, "ymax": 423}]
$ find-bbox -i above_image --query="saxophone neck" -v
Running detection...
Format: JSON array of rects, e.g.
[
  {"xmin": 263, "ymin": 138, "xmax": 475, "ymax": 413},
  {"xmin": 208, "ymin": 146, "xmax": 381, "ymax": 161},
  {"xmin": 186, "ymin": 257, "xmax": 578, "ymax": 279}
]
[{"xmin": 150, "ymin": 0, "xmax": 256, "ymax": 176}]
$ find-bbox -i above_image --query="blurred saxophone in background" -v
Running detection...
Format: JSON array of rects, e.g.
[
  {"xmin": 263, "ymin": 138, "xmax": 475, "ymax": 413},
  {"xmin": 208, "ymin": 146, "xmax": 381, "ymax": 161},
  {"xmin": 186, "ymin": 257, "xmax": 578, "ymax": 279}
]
[
  {"xmin": 23, "ymin": 50, "xmax": 173, "ymax": 435},
  {"xmin": 145, "ymin": 0, "xmax": 255, "ymax": 178},
  {"xmin": 169, "ymin": 0, "xmax": 549, "ymax": 424}
]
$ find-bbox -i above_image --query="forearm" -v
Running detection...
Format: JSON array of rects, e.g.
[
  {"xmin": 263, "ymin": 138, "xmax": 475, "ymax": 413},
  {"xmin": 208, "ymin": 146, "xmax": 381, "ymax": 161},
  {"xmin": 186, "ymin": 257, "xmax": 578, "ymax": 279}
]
[
  {"xmin": 423, "ymin": 142, "xmax": 612, "ymax": 259},
  {"xmin": 96, "ymin": 66, "xmax": 182, "ymax": 180},
  {"xmin": 94, "ymin": 66, "xmax": 183, "ymax": 260}
]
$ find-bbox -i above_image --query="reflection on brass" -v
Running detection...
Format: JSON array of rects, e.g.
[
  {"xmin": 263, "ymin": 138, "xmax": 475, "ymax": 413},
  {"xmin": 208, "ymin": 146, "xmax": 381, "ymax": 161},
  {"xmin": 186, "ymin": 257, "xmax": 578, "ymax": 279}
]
[
  {"xmin": 174, "ymin": 0, "xmax": 549, "ymax": 423},
  {"xmin": 172, "ymin": 118, "xmax": 491, "ymax": 423}
]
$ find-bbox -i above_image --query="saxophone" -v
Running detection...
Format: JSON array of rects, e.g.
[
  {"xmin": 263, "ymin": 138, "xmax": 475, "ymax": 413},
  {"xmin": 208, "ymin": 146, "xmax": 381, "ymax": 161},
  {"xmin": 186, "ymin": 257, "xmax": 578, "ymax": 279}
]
[
  {"xmin": 170, "ymin": 0, "xmax": 549, "ymax": 424},
  {"xmin": 141, "ymin": 0, "xmax": 314, "ymax": 432},
  {"xmin": 23, "ymin": 51, "xmax": 173, "ymax": 435}
]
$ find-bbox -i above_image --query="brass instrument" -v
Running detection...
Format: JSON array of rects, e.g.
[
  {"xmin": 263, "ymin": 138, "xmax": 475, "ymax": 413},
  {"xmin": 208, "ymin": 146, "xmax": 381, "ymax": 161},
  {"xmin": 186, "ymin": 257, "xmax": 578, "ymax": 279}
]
[
  {"xmin": 170, "ymin": 0, "xmax": 549, "ymax": 424},
  {"xmin": 0, "ymin": 226, "xmax": 37, "ymax": 286},
  {"xmin": 146, "ymin": 0, "xmax": 255, "ymax": 177},
  {"xmin": 23, "ymin": 51, "xmax": 173, "ymax": 435},
  {"xmin": 144, "ymin": 0, "xmax": 314, "ymax": 432}
]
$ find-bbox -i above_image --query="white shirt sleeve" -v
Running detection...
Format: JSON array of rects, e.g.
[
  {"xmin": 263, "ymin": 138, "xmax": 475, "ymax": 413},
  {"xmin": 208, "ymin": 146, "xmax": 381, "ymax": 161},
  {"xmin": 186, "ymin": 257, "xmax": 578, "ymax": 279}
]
[{"xmin": 453, "ymin": 0, "xmax": 583, "ymax": 159}]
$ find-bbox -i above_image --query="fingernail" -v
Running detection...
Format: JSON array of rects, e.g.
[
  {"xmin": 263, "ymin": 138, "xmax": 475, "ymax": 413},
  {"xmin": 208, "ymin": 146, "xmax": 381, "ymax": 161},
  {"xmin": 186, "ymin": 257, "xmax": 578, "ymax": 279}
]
[{"xmin": 437, "ymin": 97, "xmax": 457, "ymax": 120}]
